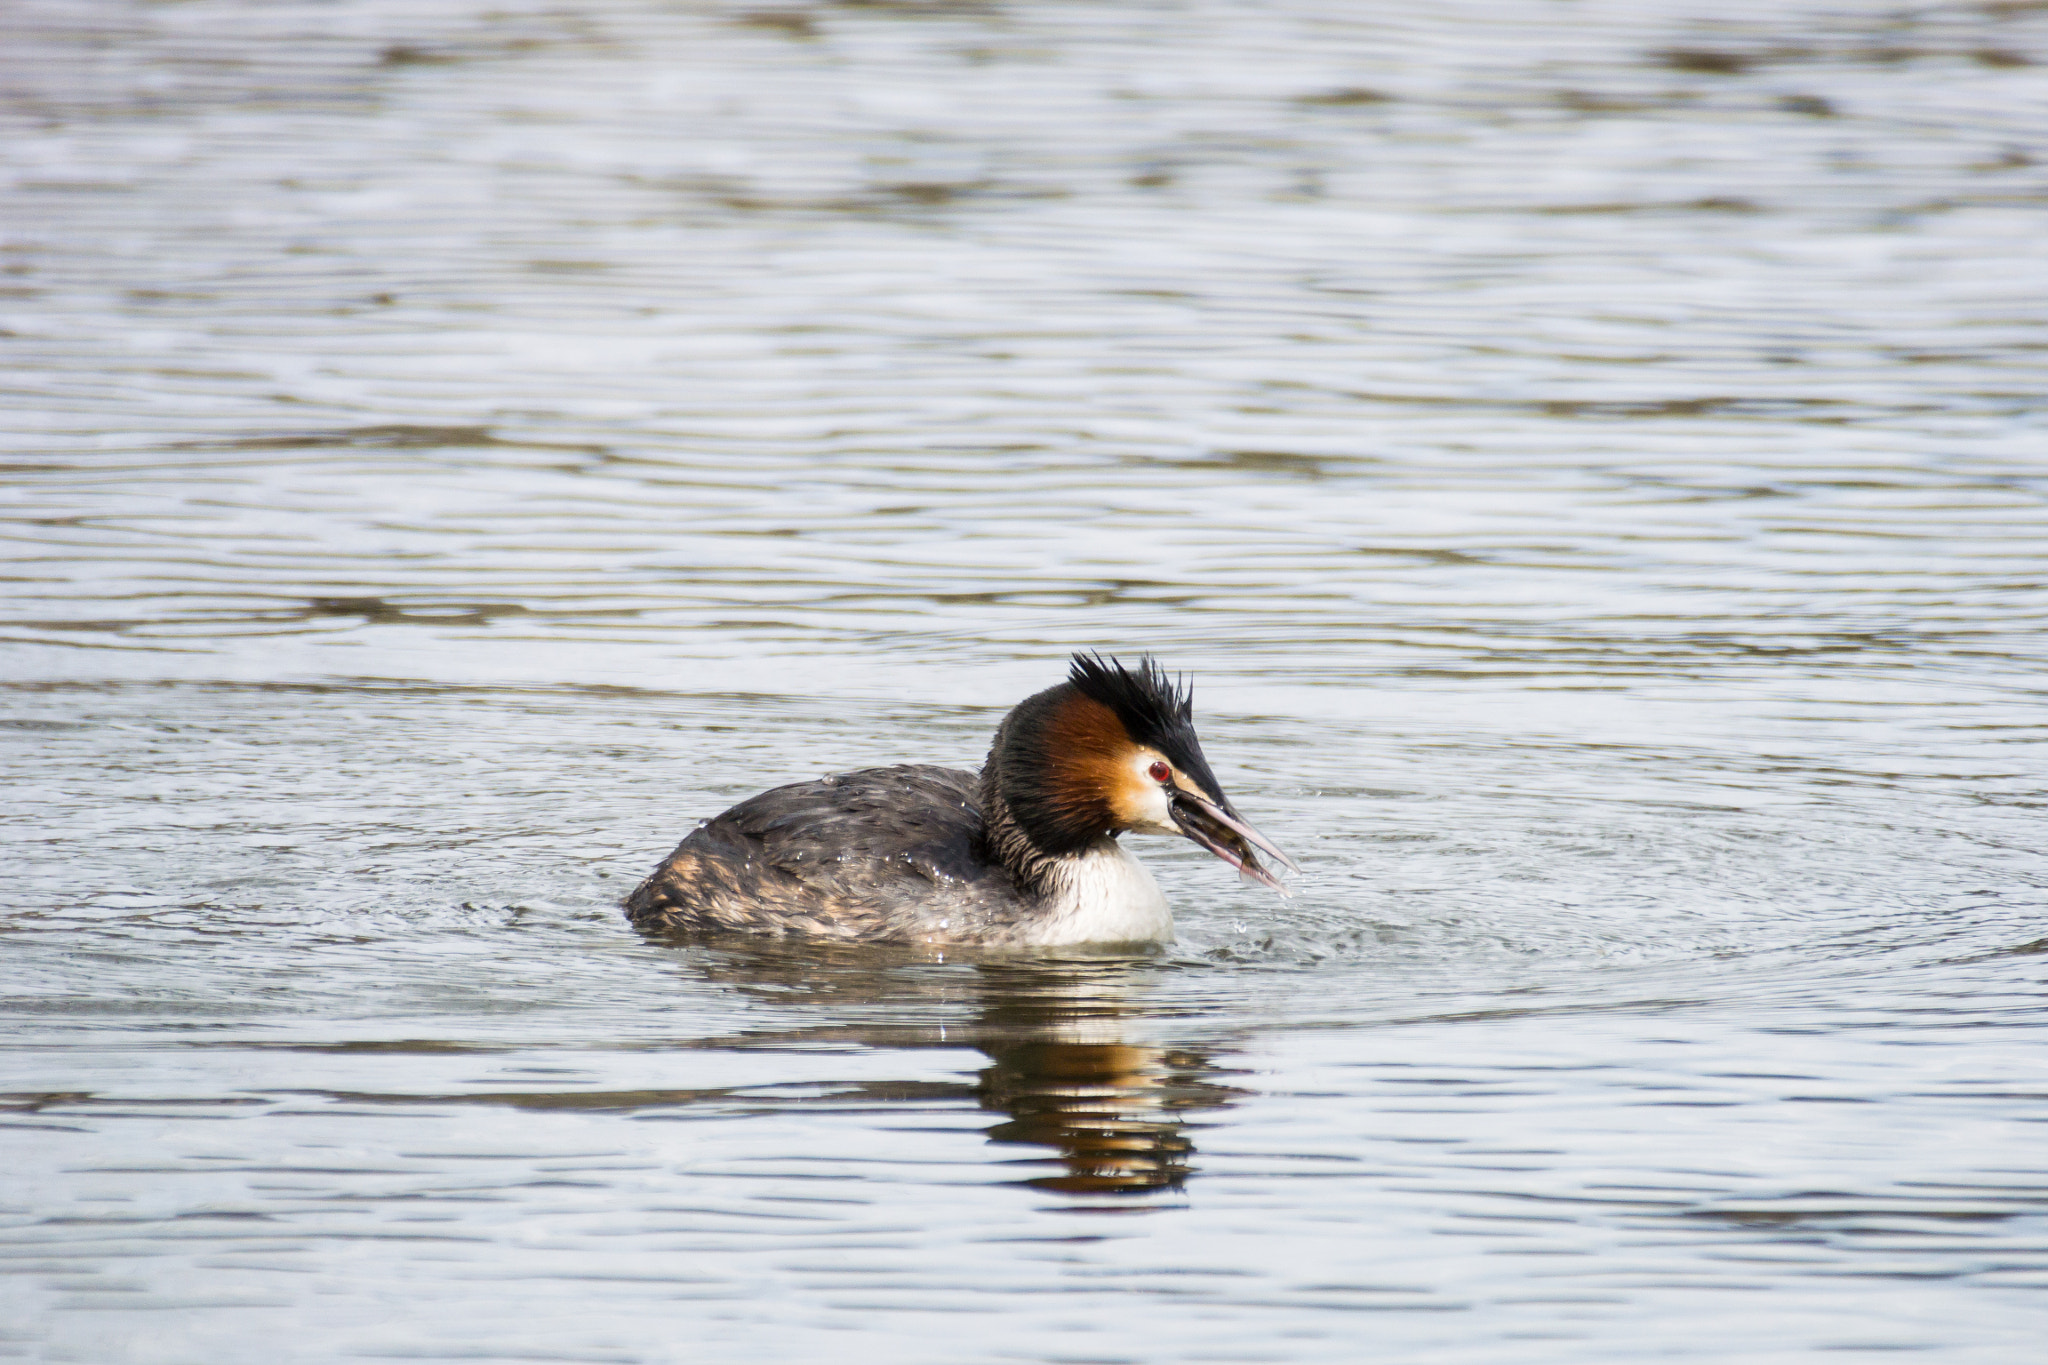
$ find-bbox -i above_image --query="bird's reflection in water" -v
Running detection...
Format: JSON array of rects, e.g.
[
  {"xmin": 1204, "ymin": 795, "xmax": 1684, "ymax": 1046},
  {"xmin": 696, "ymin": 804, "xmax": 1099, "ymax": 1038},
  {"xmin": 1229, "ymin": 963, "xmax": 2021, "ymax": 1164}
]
[
  {"xmin": 658, "ymin": 937, "xmax": 1245, "ymax": 1196},
  {"xmin": 979, "ymin": 1039, "xmax": 1206, "ymax": 1193}
]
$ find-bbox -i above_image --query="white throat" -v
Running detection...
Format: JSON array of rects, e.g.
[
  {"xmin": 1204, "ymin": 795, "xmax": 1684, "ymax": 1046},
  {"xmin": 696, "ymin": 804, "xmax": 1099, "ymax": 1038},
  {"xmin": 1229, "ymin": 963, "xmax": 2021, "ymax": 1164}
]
[{"xmin": 1024, "ymin": 838, "xmax": 1174, "ymax": 946}]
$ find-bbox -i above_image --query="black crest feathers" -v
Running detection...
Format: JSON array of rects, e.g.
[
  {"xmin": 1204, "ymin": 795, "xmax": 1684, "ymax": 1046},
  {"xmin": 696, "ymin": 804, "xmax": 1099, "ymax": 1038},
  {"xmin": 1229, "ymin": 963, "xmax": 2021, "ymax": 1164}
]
[{"xmin": 1067, "ymin": 653, "xmax": 1193, "ymax": 747}]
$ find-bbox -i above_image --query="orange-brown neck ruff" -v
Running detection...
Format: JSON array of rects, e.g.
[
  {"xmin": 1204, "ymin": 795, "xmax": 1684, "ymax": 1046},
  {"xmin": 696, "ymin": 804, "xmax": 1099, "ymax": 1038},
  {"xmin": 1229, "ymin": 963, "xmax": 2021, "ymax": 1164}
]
[
  {"xmin": 1040, "ymin": 689, "xmax": 1152, "ymax": 834},
  {"xmin": 983, "ymin": 682, "xmax": 1141, "ymax": 859}
]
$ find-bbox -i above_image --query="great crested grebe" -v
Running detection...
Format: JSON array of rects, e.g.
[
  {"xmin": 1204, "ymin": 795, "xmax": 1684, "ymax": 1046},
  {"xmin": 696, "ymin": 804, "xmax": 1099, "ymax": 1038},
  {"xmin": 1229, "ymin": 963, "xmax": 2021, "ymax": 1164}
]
[{"xmin": 625, "ymin": 654, "xmax": 1296, "ymax": 946}]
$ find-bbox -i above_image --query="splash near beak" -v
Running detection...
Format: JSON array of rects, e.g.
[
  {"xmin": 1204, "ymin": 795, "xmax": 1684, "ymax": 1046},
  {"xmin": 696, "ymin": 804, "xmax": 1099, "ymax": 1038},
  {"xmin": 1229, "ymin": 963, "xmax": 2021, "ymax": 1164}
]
[{"xmin": 1167, "ymin": 788, "xmax": 1299, "ymax": 897}]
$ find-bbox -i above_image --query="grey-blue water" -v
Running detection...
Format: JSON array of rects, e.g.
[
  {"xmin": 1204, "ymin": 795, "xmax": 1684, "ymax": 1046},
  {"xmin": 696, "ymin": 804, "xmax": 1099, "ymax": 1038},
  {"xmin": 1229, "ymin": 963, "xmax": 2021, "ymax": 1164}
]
[{"xmin": 4, "ymin": 1, "xmax": 2047, "ymax": 1360}]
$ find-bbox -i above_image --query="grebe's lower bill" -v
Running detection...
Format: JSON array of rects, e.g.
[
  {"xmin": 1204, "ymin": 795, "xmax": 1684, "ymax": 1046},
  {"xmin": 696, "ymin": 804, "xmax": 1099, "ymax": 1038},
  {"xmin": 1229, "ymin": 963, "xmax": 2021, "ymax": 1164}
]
[{"xmin": 625, "ymin": 654, "xmax": 1297, "ymax": 946}]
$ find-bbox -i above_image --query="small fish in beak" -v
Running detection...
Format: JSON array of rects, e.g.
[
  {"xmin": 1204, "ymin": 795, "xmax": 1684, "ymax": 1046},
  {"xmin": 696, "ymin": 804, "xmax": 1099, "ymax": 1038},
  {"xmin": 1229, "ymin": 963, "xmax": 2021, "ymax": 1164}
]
[{"xmin": 1166, "ymin": 785, "xmax": 1299, "ymax": 896}]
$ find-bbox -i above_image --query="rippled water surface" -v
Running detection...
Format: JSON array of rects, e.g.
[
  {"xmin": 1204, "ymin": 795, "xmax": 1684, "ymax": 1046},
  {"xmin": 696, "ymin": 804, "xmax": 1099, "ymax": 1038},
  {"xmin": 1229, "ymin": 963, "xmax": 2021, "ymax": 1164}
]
[{"xmin": 5, "ymin": 0, "xmax": 2048, "ymax": 1360}]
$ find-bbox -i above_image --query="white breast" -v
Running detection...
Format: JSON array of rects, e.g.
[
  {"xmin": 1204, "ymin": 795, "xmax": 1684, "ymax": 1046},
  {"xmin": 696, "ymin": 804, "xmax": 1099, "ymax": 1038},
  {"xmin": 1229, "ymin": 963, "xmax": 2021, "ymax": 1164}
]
[{"xmin": 1025, "ymin": 839, "xmax": 1175, "ymax": 946}]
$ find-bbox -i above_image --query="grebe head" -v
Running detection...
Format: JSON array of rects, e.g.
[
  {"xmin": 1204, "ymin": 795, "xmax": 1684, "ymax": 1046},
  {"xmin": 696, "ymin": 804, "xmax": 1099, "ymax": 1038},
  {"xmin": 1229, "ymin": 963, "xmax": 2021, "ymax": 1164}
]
[{"xmin": 985, "ymin": 653, "xmax": 1298, "ymax": 895}]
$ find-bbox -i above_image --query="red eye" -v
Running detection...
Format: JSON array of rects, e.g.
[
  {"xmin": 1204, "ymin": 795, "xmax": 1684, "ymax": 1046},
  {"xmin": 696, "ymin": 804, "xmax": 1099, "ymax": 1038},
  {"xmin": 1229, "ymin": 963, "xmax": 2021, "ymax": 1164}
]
[{"xmin": 1148, "ymin": 761, "xmax": 1171, "ymax": 783}]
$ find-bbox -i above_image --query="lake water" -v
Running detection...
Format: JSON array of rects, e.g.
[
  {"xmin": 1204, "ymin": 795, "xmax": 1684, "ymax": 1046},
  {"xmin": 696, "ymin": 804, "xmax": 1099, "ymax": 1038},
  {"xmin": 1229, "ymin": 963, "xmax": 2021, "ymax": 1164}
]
[{"xmin": 4, "ymin": 0, "xmax": 2048, "ymax": 1360}]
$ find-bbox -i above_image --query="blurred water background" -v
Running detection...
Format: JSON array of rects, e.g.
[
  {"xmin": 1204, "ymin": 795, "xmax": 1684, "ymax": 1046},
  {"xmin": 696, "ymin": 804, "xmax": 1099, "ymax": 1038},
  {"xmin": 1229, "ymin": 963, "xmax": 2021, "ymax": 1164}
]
[{"xmin": 4, "ymin": 0, "xmax": 2048, "ymax": 1360}]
